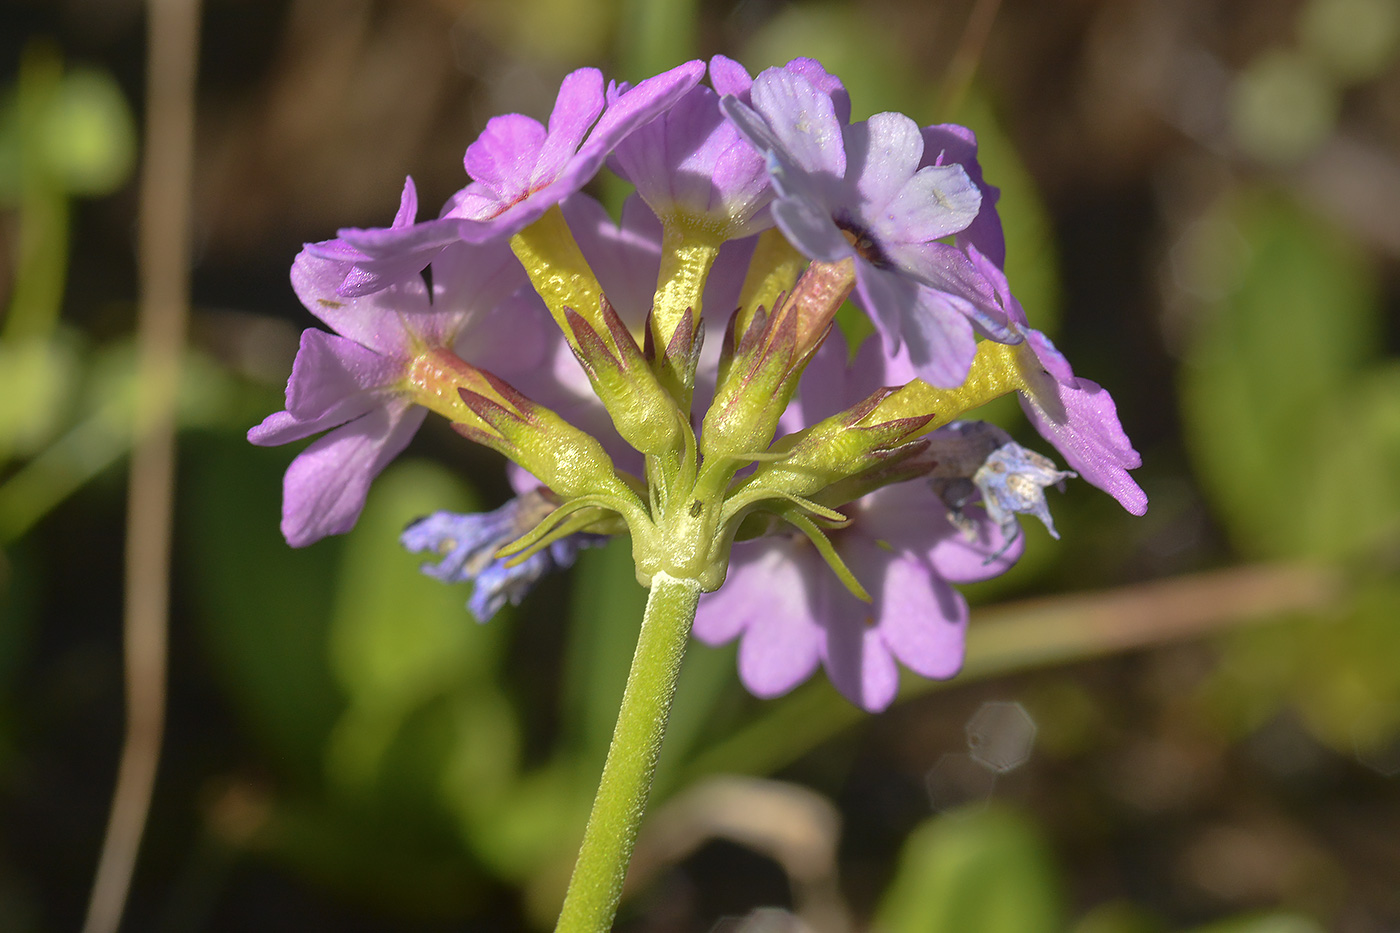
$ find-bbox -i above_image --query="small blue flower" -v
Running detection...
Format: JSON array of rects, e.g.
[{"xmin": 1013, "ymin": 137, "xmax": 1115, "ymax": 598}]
[
  {"xmin": 401, "ymin": 491, "xmax": 606, "ymax": 622},
  {"xmin": 974, "ymin": 441, "xmax": 1076, "ymax": 540},
  {"xmin": 926, "ymin": 421, "xmax": 1075, "ymax": 543}
]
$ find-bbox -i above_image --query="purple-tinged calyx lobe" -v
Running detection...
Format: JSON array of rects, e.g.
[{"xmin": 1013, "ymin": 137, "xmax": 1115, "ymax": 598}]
[
  {"xmin": 700, "ymin": 257, "xmax": 857, "ymax": 470},
  {"xmin": 507, "ymin": 204, "xmax": 688, "ymax": 457}
]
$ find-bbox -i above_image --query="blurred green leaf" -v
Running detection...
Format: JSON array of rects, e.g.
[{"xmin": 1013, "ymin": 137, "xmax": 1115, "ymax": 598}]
[
  {"xmin": 1070, "ymin": 901, "xmax": 1166, "ymax": 933},
  {"xmin": 873, "ymin": 805, "xmax": 1062, "ymax": 933},
  {"xmin": 0, "ymin": 92, "xmax": 20, "ymax": 205},
  {"xmin": 0, "ymin": 335, "xmax": 79, "ymax": 461},
  {"xmin": 473, "ymin": 0, "xmax": 615, "ymax": 64},
  {"xmin": 183, "ymin": 431, "xmax": 343, "ymax": 780},
  {"xmin": 617, "ymin": 0, "xmax": 698, "ymax": 82},
  {"xmin": 1288, "ymin": 581, "xmax": 1400, "ymax": 747},
  {"xmin": 1180, "ymin": 190, "xmax": 1384, "ymax": 559},
  {"xmin": 323, "ymin": 458, "xmax": 493, "ymax": 793},
  {"xmin": 1230, "ymin": 51, "xmax": 1337, "ymax": 165},
  {"xmin": 40, "ymin": 67, "xmax": 135, "ymax": 197},
  {"xmin": 260, "ymin": 792, "xmax": 485, "ymax": 919},
  {"xmin": 0, "ymin": 342, "xmax": 241, "ymax": 543},
  {"xmin": 1201, "ymin": 579, "xmax": 1400, "ymax": 755},
  {"xmin": 562, "ymin": 538, "xmax": 646, "ymax": 767},
  {"xmin": 1301, "ymin": 0, "xmax": 1400, "ymax": 83}
]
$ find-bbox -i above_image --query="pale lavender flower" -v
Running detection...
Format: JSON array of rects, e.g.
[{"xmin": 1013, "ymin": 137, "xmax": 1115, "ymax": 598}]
[
  {"xmin": 969, "ymin": 248, "xmax": 1148, "ymax": 516},
  {"xmin": 402, "ymin": 491, "xmax": 606, "ymax": 622},
  {"xmin": 720, "ymin": 66, "xmax": 1017, "ymax": 388},
  {"xmin": 331, "ymin": 61, "xmax": 705, "ymax": 283},
  {"xmin": 973, "ymin": 441, "xmax": 1076, "ymax": 539},
  {"xmin": 248, "ymin": 237, "xmax": 542, "ymax": 547}
]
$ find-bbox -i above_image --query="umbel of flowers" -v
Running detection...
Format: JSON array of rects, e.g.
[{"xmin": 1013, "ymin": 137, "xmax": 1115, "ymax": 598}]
[{"xmin": 251, "ymin": 56, "xmax": 1145, "ymax": 933}]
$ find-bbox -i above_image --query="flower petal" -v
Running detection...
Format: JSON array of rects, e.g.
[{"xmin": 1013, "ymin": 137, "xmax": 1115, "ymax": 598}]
[
  {"xmin": 770, "ymin": 182, "xmax": 851, "ymax": 263},
  {"xmin": 819, "ymin": 598, "xmax": 901, "ymax": 712},
  {"xmin": 571, "ymin": 60, "xmax": 705, "ymax": 189},
  {"xmin": 1019, "ymin": 374, "xmax": 1148, "ymax": 516},
  {"xmin": 843, "ymin": 113, "xmax": 924, "ymax": 215},
  {"xmin": 881, "ymin": 163, "xmax": 981, "ymax": 243},
  {"xmin": 695, "ymin": 538, "xmax": 824, "ymax": 699},
  {"xmin": 247, "ymin": 329, "xmax": 402, "ymax": 446},
  {"xmin": 707, "ymin": 54, "xmax": 753, "ymax": 99},
  {"xmin": 862, "ymin": 546, "xmax": 969, "ymax": 682},
  {"xmin": 532, "ymin": 68, "xmax": 606, "ymax": 189},
  {"xmin": 748, "ymin": 68, "xmax": 846, "ymax": 179},
  {"xmin": 894, "ymin": 285, "xmax": 979, "ymax": 389},
  {"xmin": 291, "ymin": 249, "xmax": 427, "ymax": 356},
  {"xmin": 780, "ymin": 58, "xmax": 852, "ymax": 124},
  {"xmin": 463, "ymin": 113, "xmax": 549, "ymax": 205},
  {"xmin": 922, "ymin": 123, "xmax": 1005, "ymax": 267},
  {"xmin": 279, "ymin": 402, "xmax": 426, "ymax": 547}
]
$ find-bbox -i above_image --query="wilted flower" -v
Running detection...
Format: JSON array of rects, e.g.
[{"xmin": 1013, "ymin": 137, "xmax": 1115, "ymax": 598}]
[{"xmin": 402, "ymin": 490, "xmax": 606, "ymax": 621}]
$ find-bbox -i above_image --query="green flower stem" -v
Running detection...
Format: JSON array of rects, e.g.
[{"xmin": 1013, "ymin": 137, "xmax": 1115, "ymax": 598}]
[{"xmin": 555, "ymin": 571, "xmax": 702, "ymax": 933}]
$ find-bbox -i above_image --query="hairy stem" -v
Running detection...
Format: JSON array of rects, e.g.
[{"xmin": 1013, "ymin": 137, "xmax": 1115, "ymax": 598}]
[{"xmin": 555, "ymin": 572, "xmax": 702, "ymax": 933}]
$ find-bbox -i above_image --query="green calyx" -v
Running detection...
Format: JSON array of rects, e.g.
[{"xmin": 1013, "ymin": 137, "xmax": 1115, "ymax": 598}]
[
  {"xmin": 512, "ymin": 208, "xmax": 688, "ymax": 456},
  {"xmin": 428, "ymin": 206, "xmax": 1037, "ymax": 598}
]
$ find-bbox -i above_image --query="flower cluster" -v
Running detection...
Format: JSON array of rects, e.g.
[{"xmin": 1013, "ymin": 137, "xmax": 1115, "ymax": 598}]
[{"xmin": 252, "ymin": 56, "xmax": 1146, "ymax": 710}]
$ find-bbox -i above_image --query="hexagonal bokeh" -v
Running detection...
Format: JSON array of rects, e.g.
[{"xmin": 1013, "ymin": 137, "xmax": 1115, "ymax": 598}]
[
  {"xmin": 925, "ymin": 752, "xmax": 999, "ymax": 812},
  {"xmin": 1354, "ymin": 734, "xmax": 1400, "ymax": 778},
  {"xmin": 965, "ymin": 701, "xmax": 1038, "ymax": 774}
]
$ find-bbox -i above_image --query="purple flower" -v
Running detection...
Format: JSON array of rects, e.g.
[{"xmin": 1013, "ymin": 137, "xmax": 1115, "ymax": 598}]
[
  {"xmin": 721, "ymin": 66, "xmax": 1016, "ymax": 388},
  {"xmin": 307, "ymin": 177, "xmax": 430, "ymax": 298},
  {"xmin": 331, "ymin": 61, "xmax": 705, "ymax": 281},
  {"xmin": 248, "ymin": 236, "xmax": 540, "ymax": 547},
  {"xmin": 402, "ymin": 492, "xmax": 606, "ymax": 621},
  {"xmin": 694, "ymin": 479, "xmax": 1022, "ymax": 712},
  {"xmin": 608, "ymin": 57, "xmax": 778, "ymax": 240},
  {"xmin": 969, "ymin": 248, "xmax": 1148, "ymax": 516}
]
